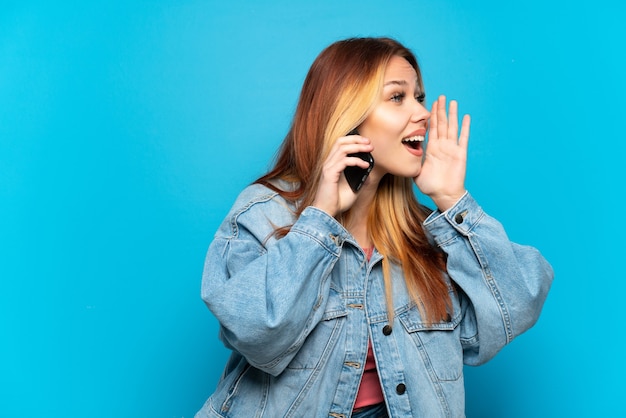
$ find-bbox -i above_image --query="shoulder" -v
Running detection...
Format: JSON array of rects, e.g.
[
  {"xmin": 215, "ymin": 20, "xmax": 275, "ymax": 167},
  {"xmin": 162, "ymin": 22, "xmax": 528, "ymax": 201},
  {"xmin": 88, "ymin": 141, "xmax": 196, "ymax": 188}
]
[
  {"xmin": 231, "ymin": 183, "xmax": 284, "ymax": 213},
  {"xmin": 217, "ymin": 182, "xmax": 298, "ymax": 241}
]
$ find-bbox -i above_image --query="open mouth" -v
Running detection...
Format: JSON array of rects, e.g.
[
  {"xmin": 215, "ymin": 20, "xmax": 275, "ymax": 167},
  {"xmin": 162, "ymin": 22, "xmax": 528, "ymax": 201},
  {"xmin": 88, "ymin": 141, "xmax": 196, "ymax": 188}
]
[{"xmin": 401, "ymin": 135, "xmax": 425, "ymax": 150}]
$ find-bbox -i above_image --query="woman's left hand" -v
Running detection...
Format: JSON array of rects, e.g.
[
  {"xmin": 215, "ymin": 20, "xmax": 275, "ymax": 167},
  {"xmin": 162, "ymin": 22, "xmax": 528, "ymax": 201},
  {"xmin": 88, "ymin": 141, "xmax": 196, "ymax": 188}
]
[{"xmin": 414, "ymin": 95, "xmax": 471, "ymax": 212}]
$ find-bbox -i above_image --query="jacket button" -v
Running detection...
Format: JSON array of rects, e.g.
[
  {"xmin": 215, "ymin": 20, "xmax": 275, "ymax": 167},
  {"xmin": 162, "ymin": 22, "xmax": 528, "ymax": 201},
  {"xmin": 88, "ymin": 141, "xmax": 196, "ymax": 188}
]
[
  {"xmin": 329, "ymin": 234, "xmax": 342, "ymax": 245},
  {"xmin": 396, "ymin": 383, "xmax": 406, "ymax": 395},
  {"xmin": 382, "ymin": 325, "xmax": 392, "ymax": 335},
  {"xmin": 454, "ymin": 213, "xmax": 464, "ymax": 224}
]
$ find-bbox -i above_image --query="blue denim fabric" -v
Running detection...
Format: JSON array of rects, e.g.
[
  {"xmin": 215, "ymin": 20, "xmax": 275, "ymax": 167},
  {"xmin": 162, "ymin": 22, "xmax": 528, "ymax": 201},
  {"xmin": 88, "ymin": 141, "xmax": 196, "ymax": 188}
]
[{"xmin": 195, "ymin": 184, "xmax": 554, "ymax": 418}]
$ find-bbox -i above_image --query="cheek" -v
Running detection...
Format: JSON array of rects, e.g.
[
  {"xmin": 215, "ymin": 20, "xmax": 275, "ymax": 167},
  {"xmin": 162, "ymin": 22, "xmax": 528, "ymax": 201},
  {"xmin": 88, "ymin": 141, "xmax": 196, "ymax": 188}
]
[
  {"xmin": 361, "ymin": 106, "xmax": 405, "ymax": 137},
  {"xmin": 371, "ymin": 111, "xmax": 404, "ymax": 136}
]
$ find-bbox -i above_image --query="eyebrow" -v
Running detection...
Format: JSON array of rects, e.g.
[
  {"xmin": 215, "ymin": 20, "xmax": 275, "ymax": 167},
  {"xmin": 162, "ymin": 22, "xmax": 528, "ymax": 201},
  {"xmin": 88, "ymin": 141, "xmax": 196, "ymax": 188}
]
[{"xmin": 383, "ymin": 80, "xmax": 409, "ymax": 87}]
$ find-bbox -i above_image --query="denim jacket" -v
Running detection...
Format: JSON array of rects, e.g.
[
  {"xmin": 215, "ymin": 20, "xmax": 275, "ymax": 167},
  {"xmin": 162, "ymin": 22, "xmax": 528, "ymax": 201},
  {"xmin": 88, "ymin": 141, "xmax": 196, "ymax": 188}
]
[{"xmin": 196, "ymin": 183, "xmax": 553, "ymax": 418}]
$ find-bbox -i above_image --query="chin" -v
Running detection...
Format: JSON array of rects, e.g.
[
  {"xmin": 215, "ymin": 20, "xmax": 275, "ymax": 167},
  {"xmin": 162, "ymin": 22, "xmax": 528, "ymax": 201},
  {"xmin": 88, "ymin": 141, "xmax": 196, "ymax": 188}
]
[
  {"xmin": 395, "ymin": 167, "xmax": 421, "ymax": 179},
  {"xmin": 379, "ymin": 162, "xmax": 421, "ymax": 179}
]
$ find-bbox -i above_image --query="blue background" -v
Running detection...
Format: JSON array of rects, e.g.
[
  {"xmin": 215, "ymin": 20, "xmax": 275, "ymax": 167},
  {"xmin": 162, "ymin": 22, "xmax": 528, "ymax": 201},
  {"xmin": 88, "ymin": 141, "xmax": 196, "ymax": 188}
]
[{"xmin": 1, "ymin": 1, "xmax": 624, "ymax": 417}]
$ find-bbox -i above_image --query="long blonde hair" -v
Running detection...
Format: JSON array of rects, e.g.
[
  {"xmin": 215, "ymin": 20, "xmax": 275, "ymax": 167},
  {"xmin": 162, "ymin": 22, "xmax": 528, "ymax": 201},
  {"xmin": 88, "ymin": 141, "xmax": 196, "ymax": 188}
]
[{"xmin": 257, "ymin": 37, "xmax": 450, "ymax": 323}]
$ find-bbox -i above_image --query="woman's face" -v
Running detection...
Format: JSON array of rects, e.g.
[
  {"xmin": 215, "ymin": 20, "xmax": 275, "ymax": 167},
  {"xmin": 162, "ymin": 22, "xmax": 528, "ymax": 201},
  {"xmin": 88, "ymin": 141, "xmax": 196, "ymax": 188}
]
[{"xmin": 358, "ymin": 55, "xmax": 430, "ymax": 180}]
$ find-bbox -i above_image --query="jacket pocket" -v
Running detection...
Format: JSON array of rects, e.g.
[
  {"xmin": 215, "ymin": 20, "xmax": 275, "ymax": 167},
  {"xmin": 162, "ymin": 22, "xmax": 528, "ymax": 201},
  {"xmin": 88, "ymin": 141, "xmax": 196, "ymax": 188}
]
[
  {"xmin": 209, "ymin": 361, "xmax": 268, "ymax": 418},
  {"xmin": 397, "ymin": 292, "xmax": 463, "ymax": 382},
  {"xmin": 286, "ymin": 287, "xmax": 347, "ymax": 370}
]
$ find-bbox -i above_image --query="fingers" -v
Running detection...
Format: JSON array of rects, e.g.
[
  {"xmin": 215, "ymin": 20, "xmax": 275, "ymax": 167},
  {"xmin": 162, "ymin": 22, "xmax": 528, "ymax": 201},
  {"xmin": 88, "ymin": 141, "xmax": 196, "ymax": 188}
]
[
  {"xmin": 448, "ymin": 99, "xmax": 458, "ymax": 140},
  {"xmin": 437, "ymin": 95, "xmax": 448, "ymax": 139},
  {"xmin": 459, "ymin": 114, "xmax": 471, "ymax": 148},
  {"xmin": 314, "ymin": 134, "xmax": 373, "ymax": 215},
  {"xmin": 336, "ymin": 135, "xmax": 372, "ymax": 156},
  {"xmin": 327, "ymin": 135, "xmax": 373, "ymax": 171},
  {"xmin": 429, "ymin": 99, "xmax": 438, "ymax": 140},
  {"xmin": 429, "ymin": 95, "xmax": 470, "ymax": 145}
]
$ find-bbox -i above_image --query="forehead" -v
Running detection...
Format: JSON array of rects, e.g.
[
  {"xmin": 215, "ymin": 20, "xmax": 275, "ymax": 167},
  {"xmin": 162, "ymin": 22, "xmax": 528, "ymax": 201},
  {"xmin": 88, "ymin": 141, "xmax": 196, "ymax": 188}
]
[{"xmin": 383, "ymin": 56, "xmax": 418, "ymax": 85}]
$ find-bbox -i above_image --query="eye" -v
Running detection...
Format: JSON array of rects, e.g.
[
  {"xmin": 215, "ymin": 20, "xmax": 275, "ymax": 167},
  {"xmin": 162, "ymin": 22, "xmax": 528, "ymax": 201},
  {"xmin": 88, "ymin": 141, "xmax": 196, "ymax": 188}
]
[
  {"xmin": 416, "ymin": 93, "xmax": 426, "ymax": 103},
  {"xmin": 390, "ymin": 92, "xmax": 406, "ymax": 103}
]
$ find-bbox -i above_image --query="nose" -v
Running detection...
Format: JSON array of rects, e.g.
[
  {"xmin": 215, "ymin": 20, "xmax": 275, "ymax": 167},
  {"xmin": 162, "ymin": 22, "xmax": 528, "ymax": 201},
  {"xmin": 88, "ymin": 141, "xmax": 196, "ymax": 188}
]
[{"xmin": 410, "ymin": 100, "xmax": 430, "ymax": 123}]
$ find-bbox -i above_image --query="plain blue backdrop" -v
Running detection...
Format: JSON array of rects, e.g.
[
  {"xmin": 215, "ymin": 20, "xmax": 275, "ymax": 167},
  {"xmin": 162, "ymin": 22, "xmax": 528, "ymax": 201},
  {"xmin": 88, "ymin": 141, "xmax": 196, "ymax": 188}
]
[{"xmin": 1, "ymin": 1, "xmax": 624, "ymax": 417}]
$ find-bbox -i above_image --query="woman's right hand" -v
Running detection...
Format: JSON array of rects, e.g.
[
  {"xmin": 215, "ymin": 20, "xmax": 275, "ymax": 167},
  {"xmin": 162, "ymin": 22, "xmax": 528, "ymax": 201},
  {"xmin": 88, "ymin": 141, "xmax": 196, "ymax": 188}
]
[{"xmin": 312, "ymin": 134, "xmax": 373, "ymax": 217}]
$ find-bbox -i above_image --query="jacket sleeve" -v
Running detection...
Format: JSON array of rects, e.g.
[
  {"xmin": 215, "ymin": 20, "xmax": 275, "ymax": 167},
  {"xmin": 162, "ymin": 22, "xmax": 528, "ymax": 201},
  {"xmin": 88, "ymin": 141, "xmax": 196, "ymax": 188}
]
[
  {"xmin": 201, "ymin": 199, "xmax": 347, "ymax": 376},
  {"xmin": 423, "ymin": 192, "xmax": 554, "ymax": 365}
]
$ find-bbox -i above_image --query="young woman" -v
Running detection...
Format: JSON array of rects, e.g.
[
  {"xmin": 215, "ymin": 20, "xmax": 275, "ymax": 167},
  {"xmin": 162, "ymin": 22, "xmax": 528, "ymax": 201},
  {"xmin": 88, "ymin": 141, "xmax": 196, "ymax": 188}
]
[{"xmin": 195, "ymin": 37, "xmax": 553, "ymax": 418}]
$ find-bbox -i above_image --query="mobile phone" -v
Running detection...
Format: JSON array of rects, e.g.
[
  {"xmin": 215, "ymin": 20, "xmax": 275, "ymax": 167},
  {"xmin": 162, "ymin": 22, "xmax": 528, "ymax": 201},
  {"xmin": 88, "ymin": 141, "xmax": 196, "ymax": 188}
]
[{"xmin": 343, "ymin": 129, "xmax": 374, "ymax": 193}]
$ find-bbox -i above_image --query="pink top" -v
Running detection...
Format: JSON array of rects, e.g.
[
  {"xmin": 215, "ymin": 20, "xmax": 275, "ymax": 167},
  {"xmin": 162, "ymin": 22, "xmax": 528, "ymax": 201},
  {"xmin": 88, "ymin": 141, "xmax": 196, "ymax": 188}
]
[
  {"xmin": 353, "ymin": 341, "xmax": 385, "ymax": 408},
  {"xmin": 353, "ymin": 247, "xmax": 385, "ymax": 409}
]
